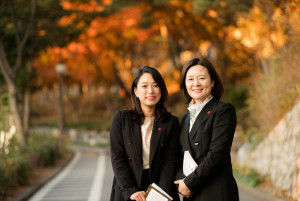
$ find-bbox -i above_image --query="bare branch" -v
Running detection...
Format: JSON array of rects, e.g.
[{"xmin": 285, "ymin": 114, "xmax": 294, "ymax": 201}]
[
  {"xmin": 8, "ymin": 0, "xmax": 21, "ymax": 45},
  {"xmin": 13, "ymin": 0, "xmax": 37, "ymax": 72}
]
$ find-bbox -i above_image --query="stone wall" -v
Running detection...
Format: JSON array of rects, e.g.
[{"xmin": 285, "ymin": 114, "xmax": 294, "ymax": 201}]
[{"xmin": 249, "ymin": 102, "xmax": 300, "ymax": 200}]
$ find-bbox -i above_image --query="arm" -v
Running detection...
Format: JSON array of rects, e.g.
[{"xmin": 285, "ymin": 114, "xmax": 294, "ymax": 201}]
[
  {"xmin": 110, "ymin": 111, "xmax": 138, "ymax": 200},
  {"xmin": 158, "ymin": 117, "xmax": 181, "ymax": 195},
  {"xmin": 184, "ymin": 103, "xmax": 237, "ymax": 193}
]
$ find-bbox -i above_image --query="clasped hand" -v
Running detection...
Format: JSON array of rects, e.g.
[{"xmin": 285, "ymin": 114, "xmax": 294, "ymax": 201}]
[{"xmin": 174, "ymin": 179, "xmax": 192, "ymax": 198}]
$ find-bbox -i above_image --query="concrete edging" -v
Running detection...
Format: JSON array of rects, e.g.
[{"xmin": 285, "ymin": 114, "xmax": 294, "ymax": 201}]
[{"xmin": 10, "ymin": 152, "xmax": 75, "ymax": 201}]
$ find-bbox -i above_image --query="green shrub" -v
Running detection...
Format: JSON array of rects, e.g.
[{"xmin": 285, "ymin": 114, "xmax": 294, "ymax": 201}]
[
  {"xmin": 28, "ymin": 134, "xmax": 61, "ymax": 166},
  {"xmin": 233, "ymin": 169, "xmax": 262, "ymax": 187},
  {"xmin": 0, "ymin": 159, "xmax": 11, "ymax": 196},
  {"xmin": 225, "ymin": 86, "xmax": 248, "ymax": 112},
  {"xmin": 3, "ymin": 137, "xmax": 31, "ymax": 185},
  {"xmin": 14, "ymin": 153, "xmax": 31, "ymax": 185}
]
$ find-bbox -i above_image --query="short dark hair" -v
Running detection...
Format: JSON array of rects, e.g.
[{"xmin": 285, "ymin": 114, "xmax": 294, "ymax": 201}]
[
  {"xmin": 129, "ymin": 66, "xmax": 170, "ymax": 124},
  {"xmin": 180, "ymin": 57, "xmax": 224, "ymax": 103}
]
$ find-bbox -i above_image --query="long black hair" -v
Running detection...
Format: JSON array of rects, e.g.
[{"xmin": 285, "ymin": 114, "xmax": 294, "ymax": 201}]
[
  {"xmin": 128, "ymin": 66, "xmax": 170, "ymax": 124},
  {"xmin": 180, "ymin": 57, "xmax": 224, "ymax": 103}
]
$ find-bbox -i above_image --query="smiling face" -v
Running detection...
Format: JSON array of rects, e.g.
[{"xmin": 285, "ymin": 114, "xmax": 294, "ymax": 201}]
[
  {"xmin": 185, "ymin": 65, "xmax": 214, "ymax": 103},
  {"xmin": 134, "ymin": 73, "xmax": 161, "ymax": 111}
]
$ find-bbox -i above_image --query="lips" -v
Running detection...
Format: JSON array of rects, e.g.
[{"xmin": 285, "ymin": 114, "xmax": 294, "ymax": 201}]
[
  {"xmin": 146, "ymin": 96, "xmax": 156, "ymax": 100},
  {"xmin": 193, "ymin": 89, "xmax": 202, "ymax": 93}
]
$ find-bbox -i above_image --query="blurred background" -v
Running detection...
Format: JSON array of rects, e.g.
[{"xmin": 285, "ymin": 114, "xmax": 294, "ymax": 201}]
[{"xmin": 1, "ymin": 0, "xmax": 300, "ymax": 200}]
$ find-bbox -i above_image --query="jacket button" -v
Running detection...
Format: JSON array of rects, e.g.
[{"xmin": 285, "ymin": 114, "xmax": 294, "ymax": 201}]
[
  {"xmin": 194, "ymin": 142, "xmax": 199, "ymax": 146},
  {"xmin": 161, "ymin": 143, "xmax": 164, "ymax": 147},
  {"xmin": 128, "ymin": 142, "xmax": 132, "ymax": 145},
  {"xmin": 128, "ymin": 157, "xmax": 132, "ymax": 161}
]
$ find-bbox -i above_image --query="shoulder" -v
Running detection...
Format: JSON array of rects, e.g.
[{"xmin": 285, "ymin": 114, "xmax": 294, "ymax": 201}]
[
  {"xmin": 214, "ymin": 101, "xmax": 236, "ymax": 116},
  {"xmin": 181, "ymin": 112, "xmax": 189, "ymax": 123},
  {"xmin": 169, "ymin": 114, "xmax": 180, "ymax": 124},
  {"xmin": 163, "ymin": 114, "xmax": 179, "ymax": 125},
  {"xmin": 216, "ymin": 101, "xmax": 235, "ymax": 111},
  {"xmin": 112, "ymin": 109, "xmax": 130, "ymax": 120}
]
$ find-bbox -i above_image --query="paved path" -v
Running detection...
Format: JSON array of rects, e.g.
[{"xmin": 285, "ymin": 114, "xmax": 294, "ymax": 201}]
[
  {"xmin": 28, "ymin": 147, "xmax": 114, "ymax": 201},
  {"xmin": 27, "ymin": 147, "xmax": 291, "ymax": 201}
]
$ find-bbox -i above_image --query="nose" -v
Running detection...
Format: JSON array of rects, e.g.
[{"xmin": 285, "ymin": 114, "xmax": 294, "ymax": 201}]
[
  {"xmin": 193, "ymin": 79, "xmax": 200, "ymax": 86},
  {"xmin": 147, "ymin": 86, "xmax": 154, "ymax": 93}
]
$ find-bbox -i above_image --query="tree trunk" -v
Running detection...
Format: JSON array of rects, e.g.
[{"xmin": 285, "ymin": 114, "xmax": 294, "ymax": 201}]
[
  {"xmin": 0, "ymin": 41, "xmax": 26, "ymax": 147},
  {"xmin": 23, "ymin": 60, "xmax": 32, "ymax": 135},
  {"xmin": 112, "ymin": 61, "xmax": 130, "ymax": 99},
  {"xmin": 93, "ymin": 61, "xmax": 114, "ymax": 112},
  {"xmin": 8, "ymin": 83, "xmax": 26, "ymax": 147}
]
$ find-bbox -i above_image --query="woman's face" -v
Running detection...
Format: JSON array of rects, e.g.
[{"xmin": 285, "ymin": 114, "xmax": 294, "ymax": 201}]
[
  {"xmin": 134, "ymin": 73, "xmax": 161, "ymax": 110},
  {"xmin": 185, "ymin": 65, "xmax": 214, "ymax": 103}
]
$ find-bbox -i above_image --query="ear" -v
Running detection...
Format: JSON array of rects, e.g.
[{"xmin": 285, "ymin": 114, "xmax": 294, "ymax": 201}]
[{"xmin": 134, "ymin": 87, "xmax": 139, "ymax": 98}]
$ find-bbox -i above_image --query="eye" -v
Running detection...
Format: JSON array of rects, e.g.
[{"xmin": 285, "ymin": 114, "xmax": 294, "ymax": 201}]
[
  {"xmin": 153, "ymin": 84, "xmax": 159, "ymax": 88},
  {"xmin": 141, "ymin": 85, "xmax": 147, "ymax": 88}
]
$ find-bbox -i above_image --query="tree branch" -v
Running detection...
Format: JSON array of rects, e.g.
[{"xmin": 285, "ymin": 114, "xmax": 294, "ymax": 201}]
[
  {"xmin": 13, "ymin": 0, "xmax": 37, "ymax": 72},
  {"xmin": 8, "ymin": 0, "xmax": 21, "ymax": 46}
]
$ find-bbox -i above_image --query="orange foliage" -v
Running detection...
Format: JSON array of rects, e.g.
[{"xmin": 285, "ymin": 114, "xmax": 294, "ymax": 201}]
[
  {"xmin": 232, "ymin": 6, "xmax": 286, "ymax": 58},
  {"xmin": 62, "ymin": 0, "xmax": 105, "ymax": 12},
  {"xmin": 34, "ymin": 2, "xmax": 158, "ymax": 87}
]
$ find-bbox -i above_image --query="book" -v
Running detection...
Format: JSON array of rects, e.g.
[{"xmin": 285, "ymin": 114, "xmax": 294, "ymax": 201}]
[
  {"xmin": 145, "ymin": 183, "xmax": 173, "ymax": 201},
  {"xmin": 183, "ymin": 151, "xmax": 198, "ymax": 176}
]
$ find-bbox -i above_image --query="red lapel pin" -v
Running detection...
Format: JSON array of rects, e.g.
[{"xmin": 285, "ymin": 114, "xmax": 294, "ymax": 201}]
[
  {"xmin": 207, "ymin": 111, "xmax": 211, "ymax": 114},
  {"xmin": 158, "ymin": 128, "xmax": 161, "ymax": 131}
]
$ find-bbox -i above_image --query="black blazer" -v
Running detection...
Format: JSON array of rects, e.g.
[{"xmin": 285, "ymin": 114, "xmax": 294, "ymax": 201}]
[
  {"xmin": 176, "ymin": 98, "xmax": 239, "ymax": 201},
  {"xmin": 110, "ymin": 110, "xmax": 180, "ymax": 201}
]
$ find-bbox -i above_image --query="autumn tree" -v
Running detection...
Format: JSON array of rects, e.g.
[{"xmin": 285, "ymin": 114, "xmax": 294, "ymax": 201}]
[
  {"xmin": 34, "ymin": 2, "xmax": 158, "ymax": 113},
  {"xmin": 0, "ymin": 0, "xmax": 105, "ymax": 146}
]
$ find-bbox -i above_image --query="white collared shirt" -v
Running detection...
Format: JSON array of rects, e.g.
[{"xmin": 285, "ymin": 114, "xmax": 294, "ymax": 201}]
[{"xmin": 187, "ymin": 96, "xmax": 213, "ymax": 132}]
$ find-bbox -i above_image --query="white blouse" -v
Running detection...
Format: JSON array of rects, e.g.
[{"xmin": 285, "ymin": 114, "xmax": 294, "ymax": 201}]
[
  {"xmin": 141, "ymin": 117, "xmax": 154, "ymax": 169},
  {"xmin": 187, "ymin": 96, "xmax": 213, "ymax": 132}
]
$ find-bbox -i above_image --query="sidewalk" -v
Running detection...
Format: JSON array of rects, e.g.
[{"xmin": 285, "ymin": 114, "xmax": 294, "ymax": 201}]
[
  {"xmin": 10, "ymin": 145, "xmax": 295, "ymax": 201},
  {"xmin": 10, "ymin": 146, "xmax": 109, "ymax": 201}
]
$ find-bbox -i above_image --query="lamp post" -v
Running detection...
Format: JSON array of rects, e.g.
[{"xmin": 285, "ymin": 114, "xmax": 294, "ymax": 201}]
[{"xmin": 55, "ymin": 61, "xmax": 67, "ymax": 138}]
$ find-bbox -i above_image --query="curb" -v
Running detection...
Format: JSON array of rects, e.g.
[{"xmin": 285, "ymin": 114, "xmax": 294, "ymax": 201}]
[{"xmin": 10, "ymin": 152, "xmax": 75, "ymax": 201}]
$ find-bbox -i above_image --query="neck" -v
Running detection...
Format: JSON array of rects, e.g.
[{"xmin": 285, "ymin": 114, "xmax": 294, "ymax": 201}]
[
  {"xmin": 141, "ymin": 105, "xmax": 155, "ymax": 118},
  {"xmin": 194, "ymin": 94, "xmax": 212, "ymax": 104}
]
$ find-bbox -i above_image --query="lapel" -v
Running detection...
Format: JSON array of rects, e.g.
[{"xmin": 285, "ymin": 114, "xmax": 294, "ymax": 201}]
[
  {"xmin": 182, "ymin": 113, "xmax": 193, "ymax": 151},
  {"xmin": 130, "ymin": 120, "xmax": 143, "ymax": 165},
  {"xmin": 149, "ymin": 119, "xmax": 164, "ymax": 165},
  {"xmin": 189, "ymin": 98, "xmax": 219, "ymax": 141}
]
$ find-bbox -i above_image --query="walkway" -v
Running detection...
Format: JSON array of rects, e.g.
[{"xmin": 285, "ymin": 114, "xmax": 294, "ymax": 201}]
[
  {"xmin": 25, "ymin": 146, "xmax": 292, "ymax": 201},
  {"xmin": 28, "ymin": 147, "xmax": 113, "ymax": 201}
]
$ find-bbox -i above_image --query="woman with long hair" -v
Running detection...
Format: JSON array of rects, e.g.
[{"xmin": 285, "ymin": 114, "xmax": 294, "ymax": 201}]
[{"xmin": 110, "ymin": 66, "xmax": 180, "ymax": 201}]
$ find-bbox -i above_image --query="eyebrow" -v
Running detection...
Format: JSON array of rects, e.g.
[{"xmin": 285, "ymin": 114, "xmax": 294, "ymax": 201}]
[
  {"xmin": 139, "ymin": 81, "xmax": 157, "ymax": 84},
  {"xmin": 186, "ymin": 74, "xmax": 207, "ymax": 77}
]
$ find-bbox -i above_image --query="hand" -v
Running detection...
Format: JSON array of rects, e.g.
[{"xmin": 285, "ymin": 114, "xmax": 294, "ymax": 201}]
[
  {"xmin": 174, "ymin": 179, "xmax": 192, "ymax": 198},
  {"xmin": 130, "ymin": 191, "xmax": 146, "ymax": 201}
]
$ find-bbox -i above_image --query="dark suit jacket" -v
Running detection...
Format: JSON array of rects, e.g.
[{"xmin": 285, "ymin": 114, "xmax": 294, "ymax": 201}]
[
  {"xmin": 110, "ymin": 109, "xmax": 180, "ymax": 201},
  {"xmin": 176, "ymin": 98, "xmax": 239, "ymax": 201}
]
